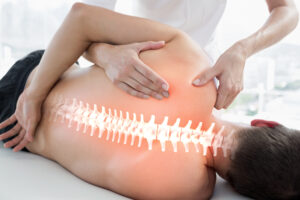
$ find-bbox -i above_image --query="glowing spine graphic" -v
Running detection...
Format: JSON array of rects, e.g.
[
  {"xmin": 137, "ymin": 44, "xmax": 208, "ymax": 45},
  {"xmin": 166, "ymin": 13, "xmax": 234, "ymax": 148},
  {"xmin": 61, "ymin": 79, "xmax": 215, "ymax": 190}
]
[{"xmin": 51, "ymin": 96, "xmax": 234, "ymax": 156}]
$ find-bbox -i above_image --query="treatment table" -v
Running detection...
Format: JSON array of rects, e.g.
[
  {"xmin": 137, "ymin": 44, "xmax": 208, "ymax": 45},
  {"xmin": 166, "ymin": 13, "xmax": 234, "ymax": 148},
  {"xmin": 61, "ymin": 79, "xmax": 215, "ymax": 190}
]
[{"xmin": 0, "ymin": 143, "xmax": 251, "ymax": 200}]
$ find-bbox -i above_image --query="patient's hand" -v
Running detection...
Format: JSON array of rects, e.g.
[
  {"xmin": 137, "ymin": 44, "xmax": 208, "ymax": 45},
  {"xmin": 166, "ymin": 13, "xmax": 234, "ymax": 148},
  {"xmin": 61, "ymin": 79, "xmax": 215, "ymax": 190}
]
[
  {"xmin": 84, "ymin": 41, "xmax": 169, "ymax": 100},
  {"xmin": 0, "ymin": 89, "xmax": 42, "ymax": 152}
]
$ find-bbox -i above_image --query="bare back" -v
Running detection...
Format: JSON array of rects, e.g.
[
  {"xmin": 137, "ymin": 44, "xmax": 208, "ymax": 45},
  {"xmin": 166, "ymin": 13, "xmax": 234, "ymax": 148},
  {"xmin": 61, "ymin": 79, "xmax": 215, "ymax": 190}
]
[{"xmin": 26, "ymin": 35, "xmax": 217, "ymax": 200}]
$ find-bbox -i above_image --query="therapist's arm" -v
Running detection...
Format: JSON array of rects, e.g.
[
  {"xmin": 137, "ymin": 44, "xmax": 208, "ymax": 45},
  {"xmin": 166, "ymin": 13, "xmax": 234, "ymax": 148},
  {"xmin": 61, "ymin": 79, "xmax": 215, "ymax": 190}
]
[
  {"xmin": 0, "ymin": 3, "xmax": 182, "ymax": 151},
  {"xmin": 30, "ymin": 3, "xmax": 179, "ymax": 99},
  {"xmin": 193, "ymin": 0, "xmax": 299, "ymax": 109}
]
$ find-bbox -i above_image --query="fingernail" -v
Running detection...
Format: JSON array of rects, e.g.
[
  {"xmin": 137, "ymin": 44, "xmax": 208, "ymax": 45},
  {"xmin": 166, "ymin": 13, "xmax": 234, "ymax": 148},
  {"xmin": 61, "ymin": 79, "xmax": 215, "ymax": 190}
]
[
  {"xmin": 162, "ymin": 84, "xmax": 169, "ymax": 91},
  {"xmin": 162, "ymin": 91, "xmax": 169, "ymax": 98},
  {"xmin": 143, "ymin": 95, "xmax": 150, "ymax": 99},
  {"xmin": 155, "ymin": 94, "xmax": 163, "ymax": 100},
  {"xmin": 192, "ymin": 79, "xmax": 202, "ymax": 86}
]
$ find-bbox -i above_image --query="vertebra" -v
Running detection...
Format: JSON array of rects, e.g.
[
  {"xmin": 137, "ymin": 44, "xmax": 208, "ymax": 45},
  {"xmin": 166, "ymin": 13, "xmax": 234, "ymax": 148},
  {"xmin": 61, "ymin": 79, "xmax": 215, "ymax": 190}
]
[{"xmin": 52, "ymin": 97, "xmax": 234, "ymax": 156}]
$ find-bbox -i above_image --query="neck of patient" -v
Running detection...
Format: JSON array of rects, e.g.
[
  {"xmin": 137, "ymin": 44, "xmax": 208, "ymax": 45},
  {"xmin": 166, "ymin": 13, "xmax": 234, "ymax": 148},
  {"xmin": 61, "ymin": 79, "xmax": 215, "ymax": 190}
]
[{"xmin": 207, "ymin": 117, "xmax": 248, "ymax": 180}]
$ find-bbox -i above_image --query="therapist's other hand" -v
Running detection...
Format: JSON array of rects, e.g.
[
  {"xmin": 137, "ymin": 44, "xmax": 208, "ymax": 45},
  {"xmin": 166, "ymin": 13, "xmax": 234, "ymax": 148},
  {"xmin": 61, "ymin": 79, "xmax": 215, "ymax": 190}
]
[
  {"xmin": 0, "ymin": 89, "xmax": 43, "ymax": 152},
  {"xmin": 87, "ymin": 41, "xmax": 169, "ymax": 100},
  {"xmin": 192, "ymin": 44, "xmax": 246, "ymax": 109}
]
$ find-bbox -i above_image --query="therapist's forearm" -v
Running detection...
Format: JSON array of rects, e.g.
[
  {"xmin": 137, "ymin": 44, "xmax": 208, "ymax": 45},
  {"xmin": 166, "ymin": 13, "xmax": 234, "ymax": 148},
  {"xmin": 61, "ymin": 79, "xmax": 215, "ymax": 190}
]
[
  {"xmin": 28, "ymin": 3, "xmax": 180, "ymax": 99},
  {"xmin": 235, "ymin": 3, "xmax": 298, "ymax": 59},
  {"xmin": 28, "ymin": 4, "xmax": 91, "ymax": 99},
  {"xmin": 82, "ymin": 43, "xmax": 103, "ymax": 67}
]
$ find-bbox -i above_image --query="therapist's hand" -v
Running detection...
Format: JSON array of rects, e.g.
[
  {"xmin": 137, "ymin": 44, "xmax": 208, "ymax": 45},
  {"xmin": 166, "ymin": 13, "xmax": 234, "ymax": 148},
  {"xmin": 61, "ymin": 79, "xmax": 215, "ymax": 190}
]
[
  {"xmin": 192, "ymin": 44, "xmax": 246, "ymax": 109},
  {"xmin": 0, "ymin": 88, "xmax": 43, "ymax": 152},
  {"xmin": 84, "ymin": 41, "xmax": 169, "ymax": 100}
]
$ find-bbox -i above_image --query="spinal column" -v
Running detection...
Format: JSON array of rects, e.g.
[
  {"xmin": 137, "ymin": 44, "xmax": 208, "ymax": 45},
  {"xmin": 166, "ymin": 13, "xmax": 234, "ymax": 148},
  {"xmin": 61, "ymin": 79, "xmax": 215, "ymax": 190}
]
[{"xmin": 52, "ymin": 97, "xmax": 233, "ymax": 157}]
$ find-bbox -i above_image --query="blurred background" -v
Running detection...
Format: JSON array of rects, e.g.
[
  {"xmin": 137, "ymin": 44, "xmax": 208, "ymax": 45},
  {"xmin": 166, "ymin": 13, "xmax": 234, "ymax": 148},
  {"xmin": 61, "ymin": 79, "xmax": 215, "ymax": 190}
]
[{"xmin": 0, "ymin": 0, "xmax": 299, "ymax": 128}]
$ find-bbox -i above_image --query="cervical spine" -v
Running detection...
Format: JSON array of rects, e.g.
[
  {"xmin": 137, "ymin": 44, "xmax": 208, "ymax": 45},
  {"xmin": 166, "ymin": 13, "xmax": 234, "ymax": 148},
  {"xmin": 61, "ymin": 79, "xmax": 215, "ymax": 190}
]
[{"xmin": 52, "ymin": 96, "xmax": 233, "ymax": 157}]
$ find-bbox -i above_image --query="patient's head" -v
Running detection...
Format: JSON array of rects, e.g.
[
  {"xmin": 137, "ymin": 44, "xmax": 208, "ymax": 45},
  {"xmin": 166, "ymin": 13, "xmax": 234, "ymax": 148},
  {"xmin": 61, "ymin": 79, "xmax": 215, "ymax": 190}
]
[{"xmin": 226, "ymin": 124, "xmax": 300, "ymax": 200}]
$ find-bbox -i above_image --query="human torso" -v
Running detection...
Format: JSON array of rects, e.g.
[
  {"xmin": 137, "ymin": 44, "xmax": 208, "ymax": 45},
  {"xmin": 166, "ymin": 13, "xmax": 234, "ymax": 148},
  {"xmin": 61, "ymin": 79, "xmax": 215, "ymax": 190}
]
[{"xmin": 26, "ymin": 36, "xmax": 217, "ymax": 199}]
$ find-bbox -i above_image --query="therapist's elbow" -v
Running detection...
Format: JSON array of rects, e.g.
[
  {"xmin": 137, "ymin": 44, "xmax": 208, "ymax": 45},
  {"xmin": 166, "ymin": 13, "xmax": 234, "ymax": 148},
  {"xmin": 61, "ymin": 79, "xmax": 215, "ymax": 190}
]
[
  {"xmin": 286, "ymin": 3, "xmax": 299, "ymax": 32},
  {"xmin": 282, "ymin": 4, "xmax": 299, "ymax": 32},
  {"xmin": 70, "ymin": 2, "xmax": 89, "ymax": 21},
  {"xmin": 291, "ymin": 7, "xmax": 299, "ymax": 31}
]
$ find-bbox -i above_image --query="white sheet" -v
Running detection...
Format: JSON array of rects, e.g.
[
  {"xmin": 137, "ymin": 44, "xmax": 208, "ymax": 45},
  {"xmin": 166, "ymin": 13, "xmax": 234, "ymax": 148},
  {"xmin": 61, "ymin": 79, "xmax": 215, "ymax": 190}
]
[{"xmin": 0, "ymin": 144, "xmax": 251, "ymax": 200}]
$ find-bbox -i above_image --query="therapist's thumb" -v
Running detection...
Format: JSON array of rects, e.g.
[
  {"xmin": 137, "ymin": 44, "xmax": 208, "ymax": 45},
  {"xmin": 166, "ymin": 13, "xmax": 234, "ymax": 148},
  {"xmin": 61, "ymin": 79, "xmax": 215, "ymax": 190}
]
[
  {"xmin": 135, "ymin": 41, "xmax": 165, "ymax": 52},
  {"xmin": 192, "ymin": 67, "xmax": 218, "ymax": 86}
]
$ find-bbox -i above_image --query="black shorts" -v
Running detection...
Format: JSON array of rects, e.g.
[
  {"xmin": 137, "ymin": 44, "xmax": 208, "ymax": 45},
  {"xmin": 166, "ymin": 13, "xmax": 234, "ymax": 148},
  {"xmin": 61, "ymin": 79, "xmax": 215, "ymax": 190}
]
[{"xmin": 0, "ymin": 50, "xmax": 45, "ymax": 151}]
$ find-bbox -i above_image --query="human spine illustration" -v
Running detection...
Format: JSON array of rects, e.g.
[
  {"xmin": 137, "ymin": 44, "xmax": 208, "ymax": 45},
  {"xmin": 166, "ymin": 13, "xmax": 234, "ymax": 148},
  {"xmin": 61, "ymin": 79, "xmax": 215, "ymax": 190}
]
[{"xmin": 50, "ymin": 96, "xmax": 234, "ymax": 157}]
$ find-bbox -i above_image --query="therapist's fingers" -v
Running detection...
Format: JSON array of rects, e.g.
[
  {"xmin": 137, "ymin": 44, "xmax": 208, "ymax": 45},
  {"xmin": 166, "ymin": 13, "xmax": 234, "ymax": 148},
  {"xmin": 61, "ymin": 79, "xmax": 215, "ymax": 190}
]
[
  {"xmin": 117, "ymin": 82, "xmax": 150, "ymax": 99},
  {"xmin": 125, "ymin": 77, "xmax": 164, "ymax": 100},
  {"xmin": 0, "ymin": 114, "xmax": 17, "ymax": 130},
  {"xmin": 125, "ymin": 77, "xmax": 154, "ymax": 96},
  {"xmin": 0, "ymin": 123, "xmax": 21, "ymax": 141},
  {"xmin": 192, "ymin": 67, "xmax": 220, "ymax": 86},
  {"xmin": 134, "ymin": 59, "xmax": 169, "ymax": 92},
  {"xmin": 4, "ymin": 129, "xmax": 25, "ymax": 149},
  {"xmin": 215, "ymin": 85, "xmax": 230, "ymax": 110},
  {"xmin": 130, "ymin": 70, "xmax": 158, "ymax": 91},
  {"xmin": 134, "ymin": 41, "xmax": 165, "ymax": 52},
  {"xmin": 215, "ymin": 93, "xmax": 229, "ymax": 110},
  {"xmin": 130, "ymin": 70, "xmax": 169, "ymax": 97}
]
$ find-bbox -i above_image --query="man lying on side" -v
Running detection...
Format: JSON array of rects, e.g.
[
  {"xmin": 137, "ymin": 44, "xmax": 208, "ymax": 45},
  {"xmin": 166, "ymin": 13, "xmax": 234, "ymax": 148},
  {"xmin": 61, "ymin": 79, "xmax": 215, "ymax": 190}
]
[{"xmin": 0, "ymin": 3, "xmax": 299, "ymax": 200}]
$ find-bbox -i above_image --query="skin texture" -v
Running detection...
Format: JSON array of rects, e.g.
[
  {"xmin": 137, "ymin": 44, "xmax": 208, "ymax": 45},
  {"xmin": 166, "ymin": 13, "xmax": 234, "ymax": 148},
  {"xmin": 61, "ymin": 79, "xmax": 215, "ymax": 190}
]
[
  {"xmin": 0, "ymin": 3, "xmax": 183, "ymax": 151},
  {"xmin": 83, "ymin": 41, "xmax": 170, "ymax": 100},
  {"xmin": 24, "ymin": 36, "xmax": 221, "ymax": 199},
  {"xmin": 0, "ymin": 3, "xmax": 255, "ymax": 199},
  {"xmin": 0, "ymin": 1, "xmax": 298, "ymax": 152},
  {"xmin": 1, "ymin": 2, "xmax": 296, "ymax": 198}
]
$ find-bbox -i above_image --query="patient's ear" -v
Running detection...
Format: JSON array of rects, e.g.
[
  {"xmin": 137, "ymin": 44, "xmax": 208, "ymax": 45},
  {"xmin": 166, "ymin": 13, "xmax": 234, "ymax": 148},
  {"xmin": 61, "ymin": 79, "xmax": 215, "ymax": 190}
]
[{"xmin": 251, "ymin": 119, "xmax": 280, "ymax": 128}]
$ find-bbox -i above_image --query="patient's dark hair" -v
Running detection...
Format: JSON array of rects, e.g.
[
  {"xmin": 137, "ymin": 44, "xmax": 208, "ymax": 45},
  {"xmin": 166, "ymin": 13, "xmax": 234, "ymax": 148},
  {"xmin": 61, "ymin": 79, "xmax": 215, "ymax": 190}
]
[{"xmin": 227, "ymin": 125, "xmax": 300, "ymax": 200}]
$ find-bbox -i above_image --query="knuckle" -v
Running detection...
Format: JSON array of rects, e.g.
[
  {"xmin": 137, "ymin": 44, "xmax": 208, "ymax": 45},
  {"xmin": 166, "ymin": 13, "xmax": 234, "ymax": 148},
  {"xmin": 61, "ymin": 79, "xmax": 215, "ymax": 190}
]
[
  {"xmin": 231, "ymin": 86, "xmax": 238, "ymax": 93},
  {"xmin": 233, "ymin": 85, "xmax": 242, "ymax": 93},
  {"xmin": 224, "ymin": 84, "xmax": 233, "ymax": 92}
]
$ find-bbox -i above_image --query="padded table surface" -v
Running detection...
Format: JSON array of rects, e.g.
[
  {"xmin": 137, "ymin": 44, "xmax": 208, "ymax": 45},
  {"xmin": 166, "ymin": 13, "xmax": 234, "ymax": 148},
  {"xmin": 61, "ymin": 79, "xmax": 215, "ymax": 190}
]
[{"xmin": 0, "ymin": 144, "xmax": 251, "ymax": 200}]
